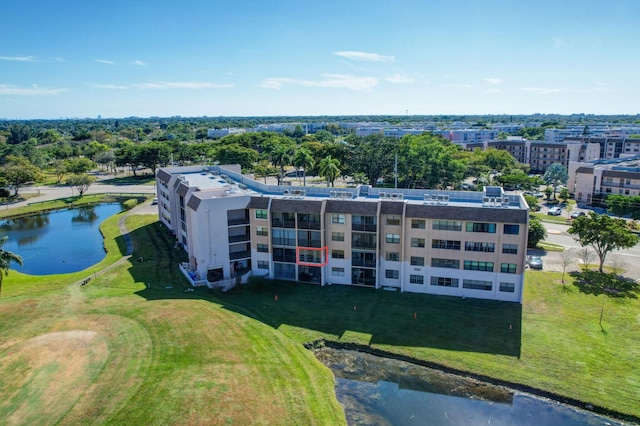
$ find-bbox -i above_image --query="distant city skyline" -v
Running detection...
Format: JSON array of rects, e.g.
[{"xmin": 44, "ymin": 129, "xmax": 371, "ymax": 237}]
[{"xmin": 1, "ymin": 0, "xmax": 639, "ymax": 119}]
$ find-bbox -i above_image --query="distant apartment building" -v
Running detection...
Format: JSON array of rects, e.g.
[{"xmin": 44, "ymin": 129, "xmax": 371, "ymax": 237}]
[
  {"xmin": 207, "ymin": 128, "xmax": 247, "ymax": 138},
  {"xmin": 459, "ymin": 139, "xmax": 599, "ymax": 173},
  {"xmin": 568, "ymin": 155, "xmax": 640, "ymax": 205},
  {"xmin": 564, "ymin": 136, "xmax": 640, "ymax": 160},
  {"xmin": 156, "ymin": 165, "xmax": 529, "ymax": 303}
]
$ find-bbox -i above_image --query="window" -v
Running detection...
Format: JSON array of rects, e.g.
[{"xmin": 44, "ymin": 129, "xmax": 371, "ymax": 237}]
[
  {"xmin": 432, "ymin": 239, "xmax": 461, "ymax": 250},
  {"xmin": 331, "ymin": 267, "xmax": 345, "ymax": 277},
  {"xmin": 430, "ymin": 276, "xmax": 459, "ymax": 287},
  {"xmin": 432, "ymin": 220, "xmax": 462, "ymax": 231},
  {"xmin": 385, "ymin": 269, "xmax": 399, "ymax": 279},
  {"xmin": 464, "ymin": 242, "xmax": 495, "ymax": 252},
  {"xmin": 386, "ymin": 215, "xmax": 401, "ymax": 226},
  {"xmin": 412, "ymin": 219, "xmax": 426, "ymax": 229},
  {"xmin": 466, "ymin": 222, "xmax": 496, "ymax": 233},
  {"xmin": 255, "ymin": 209, "xmax": 268, "ymax": 219},
  {"xmin": 257, "ymin": 244, "xmax": 269, "ymax": 253},
  {"xmin": 331, "ymin": 213, "xmax": 345, "ymax": 224},
  {"xmin": 386, "ymin": 233, "xmax": 400, "ymax": 244},
  {"xmin": 501, "ymin": 263, "xmax": 517, "ymax": 274},
  {"xmin": 431, "ymin": 258, "xmax": 460, "ymax": 269},
  {"xmin": 411, "ymin": 238, "xmax": 425, "ymax": 248},
  {"xmin": 500, "ymin": 282, "xmax": 515, "ymax": 293},
  {"xmin": 503, "ymin": 224, "xmax": 520, "ymax": 235},
  {"xmin": 463, "ymin": 260, "xmax": 494, "ymax": 272},
  {"xmin": 410, "ymin": 256, "xmax": 424, "ymax": 266},
  {"xmin": 502, "ymin": 244, "xmax": 518, "ymax": 254},
  {"xmin": 386, "ymin": 252, "xmax": 400, "ymax": 261},
  {"xmin": 256, "ymin": 227, "xmax": 268, "ymax": 236},
  {"xmin": 257, "ymin": 260, "xmax": 269, "ymax": 270},
  {"xmin": 409, "ymin": 274, "xmax": 424, "ymax": 284},
  {"xmin": 463, "ymin": 279, "xmax": 492, "ymax": 291},
  {"xmin": 332, "ymin": 232, "xmax": 345, "ymax": 242},
  {"xmin": 331, "ymin": 249, "xmax": 345, "ymax": 259}
]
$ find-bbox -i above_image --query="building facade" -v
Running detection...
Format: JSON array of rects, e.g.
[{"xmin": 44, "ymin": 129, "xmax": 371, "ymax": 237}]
[
  {"xmin": 157, "ymin": 165, "xmax": 529, "ymax": 303},
  {"xmin": 568, "ymin": 155, "xmax": 640, "ymax": 205}
]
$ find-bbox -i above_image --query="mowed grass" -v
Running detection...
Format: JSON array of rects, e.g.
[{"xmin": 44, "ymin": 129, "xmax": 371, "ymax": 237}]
[
  {"xmin": 1, "ymin": 211, "xmax": 639, "ymax": 422},
  {"xmin": 0, "ymin": 214, "xmax": 345, "ymax": 425}
]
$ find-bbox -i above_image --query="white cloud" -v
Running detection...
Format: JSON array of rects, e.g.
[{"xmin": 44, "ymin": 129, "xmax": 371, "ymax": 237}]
[
  {"xmin": 97, "ymin": 59, "xmax": 116, "ymax": 65},
  {"xmin": 54, "ymin": 57, "xmax": 66, "ymax": 62},
  {"xmin": 0, "ymin": 55, "xmax": 36, "ymax": 62},
  {"xmin": 88, "ymin": 83, "xmax": 130, "ymax": 90},
  {"xmin": 0, "ymin": 84, "xmax": 67, "ymax": 96},
  {"xmin": 521, "ymin": 87, "xmax": 566, "ymax": 95},
  {"xmin": 89, "ymin": 81, "xmax": 233, "ymax": 90},
  {"xmin": 334, "ymin": 51, "xmax": 395, "ymax": 63},
  {"xmin": 132, "ymin": 81, "xmax": 234, "ymax": 90},
  {"xmin": 134, "ymin": 60, "xmax": 146, "ymax": 66},
  {"xmin": 483, "ymin": 78, "xmax": 502, "ymax": 85},
  {"xmin": 385, "ymin": 74, "xmax": 414, "ymax": 84},
  {"xmin": 259, "ymin": 74, "xmax": 379, "ymax": 91},
  {"xmin": 485, "ymin": 89, "xmax": 503, "ymax": 94}
]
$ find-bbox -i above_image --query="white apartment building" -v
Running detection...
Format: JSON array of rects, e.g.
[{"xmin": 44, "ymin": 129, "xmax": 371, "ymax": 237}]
[
  {"xmin": 157, "ymin": 165, "xmax": 530, "ymax": 303},
  {"xmin": 568, "ymin": 155, "xmax": 640, "ymax": 205}
]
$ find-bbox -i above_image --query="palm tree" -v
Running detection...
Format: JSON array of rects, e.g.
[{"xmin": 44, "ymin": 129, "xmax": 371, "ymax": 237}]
[
  {"xmin": 270, "ymin": 144, "xmax": 294, "ymax": 185},
  {"xmin": 293, "ymin": 148, "xmax": 315, "ymax": 186},
  {"xmin": 0, "ymin": 236, "xmax": 23, "ymax": 297},
  {"xmin": 318, "ymin": 156, "xmax": 341, "ymax": 187}
]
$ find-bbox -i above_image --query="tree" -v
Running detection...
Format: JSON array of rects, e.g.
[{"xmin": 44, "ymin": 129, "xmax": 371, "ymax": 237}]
[
  {"xmin": 66, "ymin": 174, "xmax": 96, "ymax": 196},
  {"xmin": 0, "ymin": 156, "xmax": 43, "ymax": 196},
  {"xmin": 0, "ymin": 236, "xmax": 23, "ymax": 297},
  {"xmin": 523, "ymin": 194, "xmax": 539, "ymax": 211},
  {"xmin": 138, "ymin": 142, "xmax": 172, "ymax": 175},
  {"xmin": 65, "ymin": 157, "xmax": 95, "ymax": 175},
  {"xmin": 318, "ymin": 156, "xmax": 341, "ymax": 187},
  {"xmin": 293, "ymin": 148, "xmax": 314, "ymax": 186},
  {"xmin": 560, "ymin": 249, "xmax": 574, "ymax": 285},
  {"xmin": 213, "ymin": 143, "xmax": 259, "ymax": 170},
  {"xmin": 579, "ymin": 247, "xmax": 595, "ymax": 271},
  {"xmin": 528, "ymin": 215, "xmax": 547, "ymax": 247},
  {"xmin": 559, "ymin": 187, "xmax": 570, "ymax": 203},
  {"xmin": 543, "ymin": 163, "xmax": 568, "ymax": 199},
  {"xmin": 568, "ymin": 212, "xmax": 639, "ymax": 273}
]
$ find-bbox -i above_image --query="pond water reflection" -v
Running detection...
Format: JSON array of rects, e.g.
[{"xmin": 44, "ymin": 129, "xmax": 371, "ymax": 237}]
[
  {"xmin": 0, "ymin": 203, "xmax": 122, "ymax": 275},
  {"xmin": 315, "ymin": 347, "xmax": 623, "ymax": 426}
]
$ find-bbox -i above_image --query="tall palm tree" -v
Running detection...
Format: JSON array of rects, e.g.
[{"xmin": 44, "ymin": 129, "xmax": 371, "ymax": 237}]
[
  {"xmin": 0, "ymin": 236, "xmax": 23, "ymax": 297},
  {"xmin": 318, "ymin": 156, "xmax": 341, "ymax": 187},
  {"xmin": 293, "ymin": 148, "xmax": 315, "ymax": 186},
  {"xmin": 270, "ymin": 144, "xmax": 294, "ymax": 185}
]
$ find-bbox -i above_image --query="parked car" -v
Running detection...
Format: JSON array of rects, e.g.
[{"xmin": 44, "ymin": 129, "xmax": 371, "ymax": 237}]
[
  {"xmin": 570, "ymin": 211, "xmax": 585, "ymax": 219},
  {"xmin": 152, "ymin": 197, "xmax": 158, "ymax": 205},
  {"xmin": 548, "ymin": 207, "xmax": 562, "ymax": 216},
  {"xmin": 528, "ymin": 256, "xmax": 543, "ymax": 270}
]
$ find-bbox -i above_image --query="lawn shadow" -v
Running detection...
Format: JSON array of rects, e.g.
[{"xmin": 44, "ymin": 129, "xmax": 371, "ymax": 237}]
[
  {"xmin": 124, "ymin": 221, "xmax": 522, "ymax": 358},
  {"xmin": 100, "ymin": 175, "xmax": 156, "ymax": 186},
  {"xmin": 570, "ymin": 270, "xmax": 640, "ymax": 299}
]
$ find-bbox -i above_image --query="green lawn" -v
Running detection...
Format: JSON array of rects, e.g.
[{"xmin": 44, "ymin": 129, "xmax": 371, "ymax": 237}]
[{"xmin": 1, "ymin": 213, "xmax": 639, "ymax": 423}]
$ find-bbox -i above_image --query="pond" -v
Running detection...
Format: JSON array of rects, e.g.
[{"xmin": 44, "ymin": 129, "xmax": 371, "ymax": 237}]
[
  {"xmin": 0, "ymin": 203, "xmax": 123, "ymax": 275},
  {"xmin": 315, "ymin": 347, "xmax": 625, "ymax": 426}
]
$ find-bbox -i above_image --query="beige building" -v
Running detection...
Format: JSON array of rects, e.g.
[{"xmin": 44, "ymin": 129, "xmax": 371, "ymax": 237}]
[
  {"xmin": 569, "ymin": 155, "xmax": 640, "ymax": 205},
  {"xmin": 157, "ymin": 165, "xmax": 530, "ymax": 303}
]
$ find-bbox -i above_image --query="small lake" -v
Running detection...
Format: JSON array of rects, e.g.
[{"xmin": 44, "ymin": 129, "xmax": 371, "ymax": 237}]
[
  {"xmin": 0, "ymin": 203, "xmax": 123, "ymax": 275},
  {"xmin": 315, "ymin": 347, "xmax": 624, "ymax": 426}
]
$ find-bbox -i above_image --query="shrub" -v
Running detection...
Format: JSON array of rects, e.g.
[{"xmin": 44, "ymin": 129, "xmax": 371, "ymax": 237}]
[
  {"xmin": 122, "ymin": 199, "xmax": 138, "ymax": 210},
  {"xmin": 0, "ymin": 188, "xmax": 10, "ymax": 198}
]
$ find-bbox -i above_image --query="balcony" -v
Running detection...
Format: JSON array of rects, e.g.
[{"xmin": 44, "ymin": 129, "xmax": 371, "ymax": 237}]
[
  {"xmin": 229, "ymin": 250, "xmax": 251, "ymax": 260},
  {"xmin": 297, "ymin": 220, "xmax": 321, "ymax": 230},
  {"xmin": 228, "ymin": 234, "xmax": 250, "ymax": 243},
  {"xmin": 271, "ymin": 219, "xmax": 296, "ymax": 228},
  {"xmin": 352, "ymin": 223, "xmax": 377, "ymax": 232}
]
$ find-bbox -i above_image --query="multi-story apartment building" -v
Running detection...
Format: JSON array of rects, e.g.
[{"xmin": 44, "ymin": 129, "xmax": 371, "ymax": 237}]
[
  {"xmin": 568, "ymin": 155, "xmax": 640, "ymax": 205},
  {"xmin": 459, "ymin": 140, "xmax": 600, "ymax": 173},
  {"xmin": 564, "ymin": 136, "xmax": 640, "ymax": 160},
  {"xmin": 156, "ymin": 165, "xmax": 529, "ymax": 303}
]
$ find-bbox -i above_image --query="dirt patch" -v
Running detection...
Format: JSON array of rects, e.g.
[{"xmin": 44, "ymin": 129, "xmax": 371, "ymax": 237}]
[{"xmin": 1, "ymin": 330, "xmax": 109, "ymax": 426}]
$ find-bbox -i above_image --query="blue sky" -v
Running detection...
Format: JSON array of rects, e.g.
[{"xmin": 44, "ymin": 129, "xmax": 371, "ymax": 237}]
[{"xmin": 1, "ymin": 0, "xmax": 639, "ymax": 119}]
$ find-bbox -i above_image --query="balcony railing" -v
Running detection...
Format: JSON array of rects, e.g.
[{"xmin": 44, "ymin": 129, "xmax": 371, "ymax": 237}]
[
  {"xmin": 352, "ymin": 259, "xmax": 376, "ymax": 268},
  {"xmin": 297, "ymin": 221, "xmax": 321, "ymax": 230},
  {"xmin": 271, "ymin": 219, "xmax": 296, "ymax": 228},
  {"xmin": 227, "ymin": 218, "xmax": 250, "ymax": 226},
  {"xmin": 352, "ymin": 224, "xmax": 377, "ymax": 232},
  {"xmin": 228, "ymin": 234, "xmax": 250, "ymax": 243},
  {"xmin": 229, "ymin": 250, "xmax": 251, "ymax": 260}
]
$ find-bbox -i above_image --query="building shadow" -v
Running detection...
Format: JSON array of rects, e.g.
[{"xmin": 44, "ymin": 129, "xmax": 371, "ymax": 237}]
[{"xmin": 126, "ymin": 221, "xmax": 522, "ymax": 358}]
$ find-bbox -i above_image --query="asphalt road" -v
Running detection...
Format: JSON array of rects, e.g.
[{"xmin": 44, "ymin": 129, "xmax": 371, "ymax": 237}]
[{"xmin": 531, "ymin": 222, "xmax": 640, "ymax": 280}]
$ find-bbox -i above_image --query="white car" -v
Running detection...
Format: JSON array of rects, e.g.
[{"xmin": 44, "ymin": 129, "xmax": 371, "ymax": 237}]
[{"xmin": 547, "ymin": 207, "xmax": 562, "ymax": 216}]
